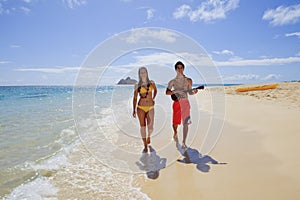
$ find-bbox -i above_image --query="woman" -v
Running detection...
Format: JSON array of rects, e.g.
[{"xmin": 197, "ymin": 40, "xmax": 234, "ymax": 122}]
[{"xmin": 133, "ymin": 67, "xmax": 157, "ymax": 153}]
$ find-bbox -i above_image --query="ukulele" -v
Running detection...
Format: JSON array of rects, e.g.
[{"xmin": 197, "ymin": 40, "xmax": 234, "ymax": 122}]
[{"xmin": 171, "ymin": 85, "xmax": 205, "ymax": 101}]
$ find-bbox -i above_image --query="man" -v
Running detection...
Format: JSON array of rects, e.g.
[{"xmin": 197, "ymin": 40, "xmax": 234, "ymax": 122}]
[{"xmin": 166, "ymin": 61, "xmax": 198, "ymax": 149}]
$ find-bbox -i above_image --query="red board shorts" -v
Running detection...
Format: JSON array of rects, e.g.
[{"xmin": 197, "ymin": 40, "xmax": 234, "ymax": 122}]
[{"xmin": 172, "ymin": 99, "xmax": 191, "ymax": 125}]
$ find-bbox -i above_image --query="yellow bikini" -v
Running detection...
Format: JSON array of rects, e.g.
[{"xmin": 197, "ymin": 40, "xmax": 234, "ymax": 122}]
[
  {"xmin": 137, "ymin": 105, "xmax": 154, "ymax": 112},
  {"xmin": 139, "ymin": 85, "xmax": 153, "ymax": 94},
  {"xmin": 138, "ymin": 84, "xmax": 154, "ymax": 112}
]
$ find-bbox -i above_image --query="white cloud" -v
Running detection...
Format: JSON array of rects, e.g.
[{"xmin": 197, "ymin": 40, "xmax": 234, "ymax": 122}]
[
  {"xmin": 216, "ymin": 56, "xmax": 300, "ymax": 66},
  {"xmin": 263, "ymin": 4, "xmax": 300, "ymax": 26},
  {"xmin": 262, "ymin": 74, "xmax": 280, "ymax": 80},
  {"xmin": 212, "ymin": 49, "xmax": 234, "ymax": 55},
  {"xmin": 0, "ymin": 61, "xmax": 11, "ymax": 64},
  {"xmin": 130, "ymin": 52, "xmax": 300, "ymax": 68},
  {"xmin": 10, "ymin": 44, "xmax": 21, "ymax": 48},
  {"xmin": 63, "ymin": 0, "xmax": 87, "ymax": 9},
  {"xmin": 173, "ymin": 4, "xmax": 191, "ymax": 19},
  {"xmin": 173, "ymin": 0, "xmax": 239, "ymax": 23},
  {"xmin": 20, "ymin": 6, "xmax": 30, "ymax": 14},
  {"xmin": 0, "ymin": 2, "xmax": 10, "ymax": 15},
  {"xmin": 1, "ymin": 0, "xmax": 87, "ymax": 14},
  {"xmin": 15, "ymin": 66, "xmax": 81, "ymax": 73},
  {"xmin": 285, "ymin": 32, "xmax": 300, "ymax": 38},
  {"xmin": 131, "ymin": 52, "xmax": 180, "ymax": 66},
  {"xmin": 0, "ymin": 1, "xmax": 31, "ymax": 15},
  {"xmin": 223, "ymin": 74, "xmax": 259, "ymax": 81},
  {"xmin": 147, "ymin": 8, "xmax": 155, "ymax": 20},
  {"xmin": 0, "ymin": 3, "xmax": 3, "ymax": 15},
  {"xmin": 14, "ymin": 66, "xmax": 108, "ymax": 73},
  {"xmin": 124, "ymin": 28, "xmax": 178, "ymax": 44},
  {"xmin": 228, "ymin": 56, "xmax": 243, "ymax": 61},
  {"xmin": 212, "ymin": 50, "xmax": 244, "ymax": 64},
  {"xmin": 125, "ymin": 51, "xmax": 212, "ymax": 68},
  {"xmin": 0, "ymin": 78, "xmax": 8, "ymax": 83},
  {"xmin": 223, "ymin": 73, "xmax": 281, "ymax": 82}
]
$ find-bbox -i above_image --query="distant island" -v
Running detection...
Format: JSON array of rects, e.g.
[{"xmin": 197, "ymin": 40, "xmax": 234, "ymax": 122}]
[{"xmin": 117, "ymin": 77, "xmax": 137, "ymax": 85}]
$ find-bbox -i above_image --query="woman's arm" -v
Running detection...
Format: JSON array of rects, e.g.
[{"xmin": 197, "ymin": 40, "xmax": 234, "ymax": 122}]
[
  {"xmin": 151, "ymin": 81, "xmax": 157, "ymax": 100},
  {"xmin": 133, "ymin": 83, "xmax": 138, "ymax": 118}
]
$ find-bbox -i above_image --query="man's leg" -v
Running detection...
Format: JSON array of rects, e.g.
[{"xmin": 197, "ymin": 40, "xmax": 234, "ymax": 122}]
[
  {"xmin": 172, "ymin": 101, "xmax": 181, "ymax": 141},
  {"xmin": 181, "ymin": 100, "xmax": 191, "ymax": 148},
  {"xmin": 172, "ymin": 124, "xmax": 178, "ymax": 140},
  {"xmin": 182, "ymin": 123, "xmax": 188, "ymax": 147}
]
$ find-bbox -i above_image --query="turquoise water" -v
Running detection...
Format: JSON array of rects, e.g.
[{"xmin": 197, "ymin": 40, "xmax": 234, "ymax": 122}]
[
  {"xmin": 0, "ymin": 86, "xmax": 75, "ymax": 197},
  {"xmin": 0, "ymin": 84, "xmax": 227, "ymax": 199},
  {"xmin": 0, "ymin": 86, "xmax": 151, "ymax": 200},
  {"xmin": 0, "ymin": 86, "xmax": 74, "ymax": 168}
]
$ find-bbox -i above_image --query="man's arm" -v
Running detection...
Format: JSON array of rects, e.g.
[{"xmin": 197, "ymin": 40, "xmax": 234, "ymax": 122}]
[
  {"xmin": 165, "ymin": 80, "xmax": 173, "ymax": 95},
  {"xmin": 187, "ymin": 78, "xmax": 198, "ymax": 95},
  {"xmin": 166, "ymin": 88, "xmax": 173, "ymax": 95}
]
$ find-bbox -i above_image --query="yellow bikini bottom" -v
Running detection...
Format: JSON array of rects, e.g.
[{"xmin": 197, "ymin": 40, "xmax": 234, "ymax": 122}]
[{"xmin": 137, "ymin": 105, "xmax": 154, "ymax": 113}]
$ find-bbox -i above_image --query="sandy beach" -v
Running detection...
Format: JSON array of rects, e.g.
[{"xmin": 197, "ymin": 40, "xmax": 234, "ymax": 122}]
[{"xmin": 140, "ymin": 82, "xmax": 300, "ymax": 200}]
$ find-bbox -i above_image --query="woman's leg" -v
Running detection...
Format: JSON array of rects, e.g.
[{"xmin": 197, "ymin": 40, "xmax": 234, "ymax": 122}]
[
  {"xmin": 137, "ymin": 108, "xmax": 147, "ymax": 152},
  {"xmin": 146, "ymin": 108, "xmax": 154, "ymax": 144}
]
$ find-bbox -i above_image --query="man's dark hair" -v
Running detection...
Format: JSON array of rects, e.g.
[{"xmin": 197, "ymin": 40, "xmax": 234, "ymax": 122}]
[{"xmin": 175, "ymin": 61, "xmax": 185, "ymax": 70}]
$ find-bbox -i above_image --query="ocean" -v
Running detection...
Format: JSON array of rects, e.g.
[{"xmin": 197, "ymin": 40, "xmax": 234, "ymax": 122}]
[
  {"xmin": 0, "ymin": 86, "xmax": 151, "ymax": 200},
  {"xmin": 0, "ymin": 84, "xmax": 229, "ymax": 199}
]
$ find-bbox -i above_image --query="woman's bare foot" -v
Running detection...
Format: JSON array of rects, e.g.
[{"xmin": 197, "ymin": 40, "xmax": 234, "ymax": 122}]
[
  {"xmin": 142, "ymin": 146, "xmax": 148, "ymax": 153},
  {"xmin": 147, "ymin": 137, "xmax": 151, "ymax": 144}
]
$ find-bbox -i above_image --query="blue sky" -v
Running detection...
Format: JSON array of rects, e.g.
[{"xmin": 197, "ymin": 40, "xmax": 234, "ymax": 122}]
[{"xmin": 1, "ymin": 0, "xmax": 300, "ymax": 85}]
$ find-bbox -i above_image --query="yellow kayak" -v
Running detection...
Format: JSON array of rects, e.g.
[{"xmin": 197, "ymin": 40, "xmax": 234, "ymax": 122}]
[{"xmin": 235, "ymin": 83, "xmax": 279, "ymax": 92}]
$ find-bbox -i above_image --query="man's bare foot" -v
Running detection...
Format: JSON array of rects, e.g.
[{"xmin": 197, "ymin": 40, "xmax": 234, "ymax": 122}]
[
  {"xmin": 173, "ymin": 134, "xmax": 178, "ymax": 141},
  {"xmin": 147, "ymin": 137, "xmax": 151, "ymax": 144},
  {"xmin": 181, "ymin": 143, "xmax": 187, "ymax": 150},
  {"xmin": 175, "ymin": 140, "xmax": 180, "ymax": 151}
]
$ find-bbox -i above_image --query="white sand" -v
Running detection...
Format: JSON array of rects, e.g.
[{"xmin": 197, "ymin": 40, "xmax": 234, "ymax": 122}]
[{"xmin": 140, "ymin": 82, "xmax": 300, "ymax": 200}]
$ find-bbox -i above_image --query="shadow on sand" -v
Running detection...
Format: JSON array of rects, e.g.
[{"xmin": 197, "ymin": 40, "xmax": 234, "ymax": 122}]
[
  {"xmin": 175, "ymin": 141, "xmax": 226, "ymax": 172},
  {"xmin": 136, "ymin": 146, "xmax": 167, "ymax": 179}
]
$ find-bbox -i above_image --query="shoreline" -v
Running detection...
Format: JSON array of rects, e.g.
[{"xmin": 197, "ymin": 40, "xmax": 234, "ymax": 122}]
[
  {"xmin": 140, "ymin": 82, "xmax": 300, "ymax": 200},
  {"xmin": 2, "ymin": 82, "xmax": 299, "ymax": 199}
]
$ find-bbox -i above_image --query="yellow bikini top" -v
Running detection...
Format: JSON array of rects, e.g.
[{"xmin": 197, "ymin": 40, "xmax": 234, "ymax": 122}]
[
  {"xmin": 139, "ymin": 84, "xmax": 153, "ymax": 94},
  {"xmin": 138, "ymin": 83, "xmax": 153, "ymax": 98}
]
